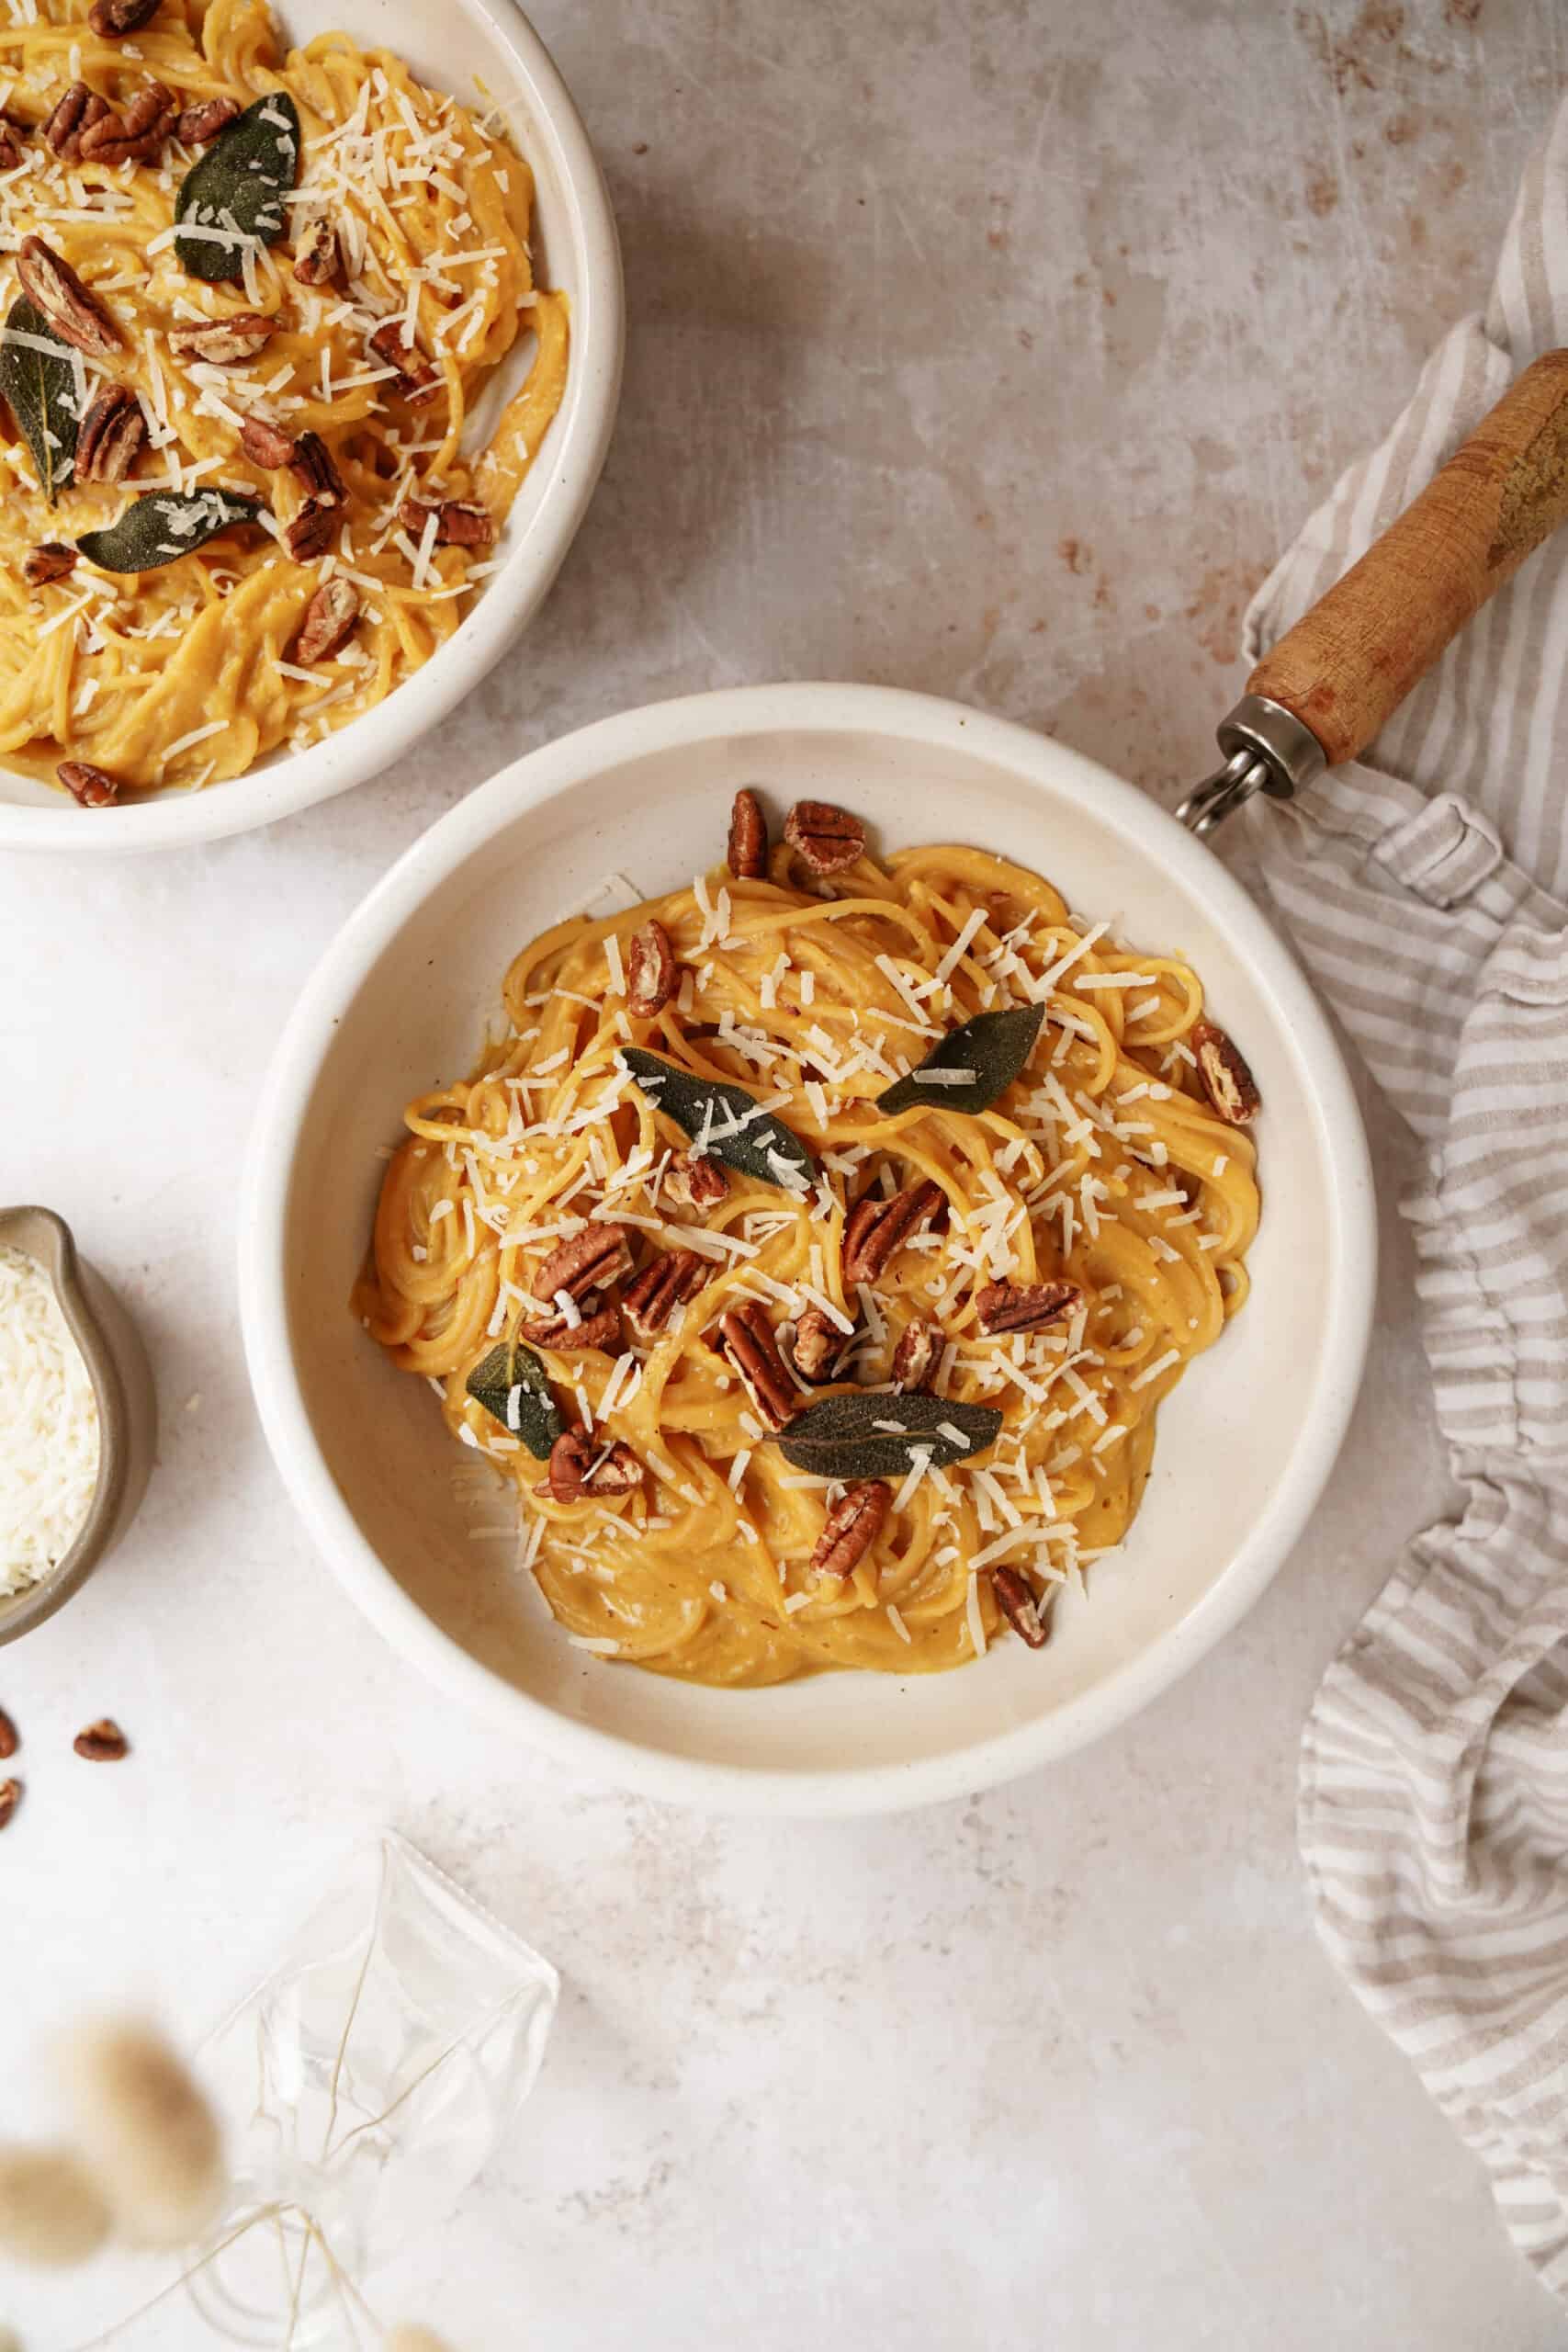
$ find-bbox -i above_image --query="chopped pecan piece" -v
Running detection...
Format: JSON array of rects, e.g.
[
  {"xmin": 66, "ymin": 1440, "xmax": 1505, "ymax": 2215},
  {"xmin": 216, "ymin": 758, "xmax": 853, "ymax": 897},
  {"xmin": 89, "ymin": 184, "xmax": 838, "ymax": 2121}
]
[
  {"xmin": 73, "ymin": 1718, "xmax": 129, "ymax": 1758},
  {"xmin": 45, "ymin": 85, "xmax": 110, "ymax": 163},
  {"xmin": 77, "ymin": 79, "xmax": 179, "ymax": 165},
  {"xmin": 784, "ymin": 799, "xmax": 866, "ymax": 876},
  {"xmin": 88, "ymin": 0, "xmax": 163, "ymax": 32},
  {"xmin": 16, "ymin": 237, "xmax": 119, "ymax": 356},
  {"xmin": 841, "ymin": 1179, "xmax": 943, "ymax": 1286},
  {"xmin": 400, "ymin": 493, "xmax": 494, "ymax": 548},
  {"xmin": 716, "ymin": 1303, "xmax": 799, "ymax": 1431},
  {"xmin": 1193, "ymin": 1020, "xmax": 1260, "ymax": 1125},
  {"xmin": 290, "ymin": 577, "xmax": 360, "ymax": 665},
  {"xmin": 284, "ymin": 497, "xmax": 337, "ymax": 563},
  {"xmin": 24, "ymin": 543, "xmax": 77, "ymax": 587},
  {"xmin": 0, "ymin": 1778, "xmax": 17, "ymax": 1830},
  {"xmin": 537, "ymin": 1430, "xmax": 643, "ymax": 1502},
  {"xmin": 791, "ymin": 1303, "xmax": 851, "ymax": 1383},
  {"xmin": 974, "ymin": 1279, "xmax": 1081, "ymax": 1336},
  {"xmin": 890, "ymin": 1318, "xmax": 938, "ymax": 1389},
  {"xmin": 627, "ymin": 919, "xmax": 676, "ymax": 1018},
  {"xmin": 728, "ymin": 787, "xmax": 767, "ymax": 878},
  {"xmin": 58, "ymin": 761, "xmax": 119, "ymax": 808},
  {"xmin": 808, "ymin": 1481, "xmax": 890, "ymax": 1579},
  {"xmin": 623, "ymin": 1248, "xmax": 707, "ymax": 1338},
  {"xmin": 238, "ymin": 413, "xmax": 297, "ymax": 469},
  {"xmin": 369, "ymin": 322, "xmax": 441, "ymax": 406},
  {"xmin": 167, "ymin": 312, "xmax": 278, "ymax": 366},
  {"xmin": 177, "ymin": 96, "xmax": 241, "ymax": 145},
  {"xmin": 0, "ymin": 1706, "xmax": 17, "ymax": 1759},
  {"xmin": 0, "ymin": 122, "xmax": 23, "ymax": 170},
  {"xmin": 991, "ymin": 1564, "xmax": 1048, "ymax": 1649},
  {"xmin": 76, "ymin": 383, "xmax": 144, "ymax": 483},
  {"xmin": 289, "ymin": 431, "xmax": 345, "ymax": 503},
  {"xmin": 293, "ymin": 216, "xmax": 342, "ymax": 287},
  {"xmin": 663, "ymin": 1150, "xmax": 728, "ymax": 1212}
]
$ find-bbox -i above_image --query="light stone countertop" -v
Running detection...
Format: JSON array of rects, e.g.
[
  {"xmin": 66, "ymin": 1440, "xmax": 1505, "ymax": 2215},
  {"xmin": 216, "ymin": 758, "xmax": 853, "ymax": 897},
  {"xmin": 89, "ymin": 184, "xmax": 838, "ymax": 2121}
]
[{"xmin": 5, "ymin": 2, "xmax": 1566, "ymax": 2345}]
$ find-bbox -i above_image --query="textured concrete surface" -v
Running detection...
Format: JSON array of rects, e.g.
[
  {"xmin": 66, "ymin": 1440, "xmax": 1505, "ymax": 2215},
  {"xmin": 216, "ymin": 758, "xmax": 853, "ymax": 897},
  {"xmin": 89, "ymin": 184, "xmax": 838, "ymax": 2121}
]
[{"xmin": 5, "ymin": 2, "xmax": 1567, "ymax": 2346}]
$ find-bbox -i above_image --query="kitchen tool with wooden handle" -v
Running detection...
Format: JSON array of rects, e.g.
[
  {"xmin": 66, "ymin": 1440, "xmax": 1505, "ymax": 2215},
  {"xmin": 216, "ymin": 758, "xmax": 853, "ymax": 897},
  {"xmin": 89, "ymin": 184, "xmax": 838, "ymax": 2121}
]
[{"xmin": 1179, "ymin": 350, "xmax": 1568, "ymax": 834}]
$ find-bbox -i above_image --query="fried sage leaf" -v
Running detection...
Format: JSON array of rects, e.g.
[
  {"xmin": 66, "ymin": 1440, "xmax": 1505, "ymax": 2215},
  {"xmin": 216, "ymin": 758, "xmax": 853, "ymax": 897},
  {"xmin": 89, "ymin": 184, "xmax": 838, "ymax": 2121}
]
[
  {"xmin": 877, "ymin": 1002, "xmax": 1044, "ymax": 1119},
  {"xmin": 0, "ymin": 299, "xmax": 80, "ymax": 503},
  {"xmin": 76, "ymin": 489, "xmax": 264, "ymax": 573},
  {"xmin": 775, "ymin": 1389, "xmax": 1003, "ymax": 1480},
  {"xmin": 466, "ymin": 1340, "xmax": 563, "ymax": 1461},
  {"xmin": 621, "ymin": 1048, "xmax": 816, "ymax": 1192},
  {"xmin": 174, "ymin": 92, "xmax": 299, "ymax": 284}
]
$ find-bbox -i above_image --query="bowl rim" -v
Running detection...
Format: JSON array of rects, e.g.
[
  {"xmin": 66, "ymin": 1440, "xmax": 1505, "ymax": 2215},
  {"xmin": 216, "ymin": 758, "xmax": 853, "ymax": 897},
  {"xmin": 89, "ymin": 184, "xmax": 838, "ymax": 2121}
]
[
  {"xmin": 0, "ymin": 0, "xmax": 625, "ymax": 858},
  {"xmin": 238, "ymin": 681, "xmax": 1378, "ymax": 1815},
  {"xmin": 0, "ymin": 1205, "xmax": 130, "ymax": 1642}
]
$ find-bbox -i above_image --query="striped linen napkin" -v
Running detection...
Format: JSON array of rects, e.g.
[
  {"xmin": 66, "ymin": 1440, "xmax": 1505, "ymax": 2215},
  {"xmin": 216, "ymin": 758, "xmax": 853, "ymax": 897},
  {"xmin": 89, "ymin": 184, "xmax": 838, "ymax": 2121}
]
[{"xmin": 1244, "ymin": 94, "xmax": 1568, "ymax": 2296}]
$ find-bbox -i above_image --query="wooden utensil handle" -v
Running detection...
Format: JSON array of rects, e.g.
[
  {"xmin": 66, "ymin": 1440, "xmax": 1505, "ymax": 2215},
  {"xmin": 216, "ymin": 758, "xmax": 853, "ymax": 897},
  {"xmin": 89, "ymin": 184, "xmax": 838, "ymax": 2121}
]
[{"xmin": 1247, "ymin": 349, "xmax": 1568, "ymax": 768}]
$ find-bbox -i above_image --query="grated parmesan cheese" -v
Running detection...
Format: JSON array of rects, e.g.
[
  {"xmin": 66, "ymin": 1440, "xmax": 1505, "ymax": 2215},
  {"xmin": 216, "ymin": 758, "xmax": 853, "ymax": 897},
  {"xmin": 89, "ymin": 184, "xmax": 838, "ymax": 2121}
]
[{"xmin": 0, "ymin": 1246, "xmax": 100, "ymax": 1593}]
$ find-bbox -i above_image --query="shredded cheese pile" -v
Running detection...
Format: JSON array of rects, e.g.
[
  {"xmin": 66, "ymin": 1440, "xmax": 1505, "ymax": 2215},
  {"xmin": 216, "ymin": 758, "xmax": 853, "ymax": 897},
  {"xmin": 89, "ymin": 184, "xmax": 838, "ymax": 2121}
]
[
  {"xmin": 355, "ymin": 826, "xmax": 1262, "ymax": 1689},
  {"xmin": 0, "ymin": 1241, "xmax": 99, "ymax": 1593},
  {"xmin": 0, "ymin": 0, "xmax": 568, "ymax": 796}
]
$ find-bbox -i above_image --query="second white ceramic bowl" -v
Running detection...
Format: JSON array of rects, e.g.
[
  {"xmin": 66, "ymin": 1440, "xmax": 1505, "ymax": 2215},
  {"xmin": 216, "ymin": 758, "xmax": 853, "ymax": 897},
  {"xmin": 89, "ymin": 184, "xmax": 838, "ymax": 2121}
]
[
  {"xmin": 239, "ymin": 684, "xmax": 1376, "ymax": 1815},
  {"xmin": 0, "ymin": 0, "xmax": 623, "ymax": 855}
]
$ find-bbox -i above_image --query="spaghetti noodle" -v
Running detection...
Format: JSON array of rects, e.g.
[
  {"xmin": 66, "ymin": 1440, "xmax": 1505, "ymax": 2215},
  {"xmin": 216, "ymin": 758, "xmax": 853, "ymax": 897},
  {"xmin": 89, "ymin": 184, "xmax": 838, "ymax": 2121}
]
[
  {"xmin": 355, "ymin": 798, "xmax": 1262, "ymax": 1687},
  {"xmin": 0, "ymin": 0, "xmax": 567, "ymax": 799}
]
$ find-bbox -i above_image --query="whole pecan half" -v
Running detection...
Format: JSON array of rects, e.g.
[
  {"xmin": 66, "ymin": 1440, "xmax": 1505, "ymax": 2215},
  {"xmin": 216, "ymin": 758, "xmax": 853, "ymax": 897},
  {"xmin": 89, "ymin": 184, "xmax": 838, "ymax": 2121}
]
[
  {"xmin": 627, "ymin": 919, "xmax": 676, "ymax": 1018},
  {"xmin": 784, "ymin": 799, "xmax": 866, "ymax": 876},
  {"xmin": 523, "ymin": 1227, "xmax": 634, "ymax": 1340},
  {"xmin": 77, "ymin": 79, "xmax": 179, "ymax": 165},
  {"xmin": 623, "ymin": 1247, "xmax": 706, "ymax": 1338},
  {"xmin": 45, "ymin": 84, "xmax": 111, "ymax": 162},
  {"xmin": 0, "ymin": 122, "xmax": 23, "ymax": 171},
  {"xmin": 1192, "ymin": 1020, "xmax": 1260, "ymax": 1125},
  {"xmin": 168, "ymin": 312, "xmax": 277, "ymax": 366},
  {"xmin": 716, "ymin": 1303, "xmax": 799, "ymax": 1430},
  {"xmin": 0, "ymin": 1778, "xmax": 18, "ymax": 1830},
  {"xmin": 974, "ymin": 1279, "xmax": 1081, "ymax": 1336},
  {"xmin": 808, "ymin": 1481, "xmax": 890, "ymax": 1578},
  {"xmin": 369, "ymin": 322, "xmax": 441, "ymax": 406},
  {"xmin": 88, "ymin": 0, "xmax": 163, "ymax": 32},
  {"xmin": 238, "ymin": 413, "xmax": 297, "ymax": 470},
  {"xmin": 293, "ymin": 216, "xmax": 342, "ymax": 288},
  {"xmin": 291, "ymin": 577, "xmax": 360, "ymax": 665},
  {"xmin": 728, "ymin": 787, "xmax": 767, "ymax": 878},
  {"xmin": 285, "ymin": 497, "xmax": 337, "ymax": 563},
  {"xmin": 76, "ymin": 383, "xmax": 144, "ymax": 483},
  {"xmin": 542, "ymin": 1301, "xmax": 622, "ymax": 1354},
  {"xmin": 289, "ymin": 431, "xmax": 345, "ymax": 504},
  {"xmin": 664, "ymin": 1150, "xmax": 728, "ymax": 1212},
  {"xmin": 537, "ymin": 1430, "xmax": 643, "ymax": 1502},
  {"xmin": 58, "ymin": 761, "xmax": 119, "ymax": 808},
  {"xmin": 792, "ymin": 1303, "xmax": 851, "ymax": 1383},
  {"xmin": 73, "ymin": 1717, "xmax": 129, "ymax": 1760},
  {"xmin": 178, "ymin": 96, "xmax": 241, "ymax": 145},
  {"xmin": 24, "ymin": 543, "xmax": 77, "ymax": 587},
  {"xmin": 991, "ymin": 1565, "xmax": 1048, "ymax": 1649},
  {"xmin": 400, "ymin": 493, "xmax": 494, "ymax": 548},
  {"xmin": 890, "ymin": 1317, "xmax": 938, "ymax": 1390},
  {"xmin": 17, "ymin": 237, "xmax": 119, "ymax": 356},
  {"xmin": 842, "ymin": 1179, "xmax": 943, "ymax": 1286}
]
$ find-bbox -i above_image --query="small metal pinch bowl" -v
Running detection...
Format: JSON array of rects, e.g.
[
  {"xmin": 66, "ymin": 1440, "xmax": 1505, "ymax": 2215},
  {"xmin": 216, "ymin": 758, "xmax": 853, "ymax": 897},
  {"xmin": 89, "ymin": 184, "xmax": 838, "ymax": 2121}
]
[{"xmin": 0, "ymin": 1206, "xmax": 156, "ymax": 1645}]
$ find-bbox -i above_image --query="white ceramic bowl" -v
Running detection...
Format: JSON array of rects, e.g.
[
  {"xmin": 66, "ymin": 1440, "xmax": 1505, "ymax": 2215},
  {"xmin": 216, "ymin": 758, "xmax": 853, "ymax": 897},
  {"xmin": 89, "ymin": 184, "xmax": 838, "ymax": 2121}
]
[
  {"xmin": 239, "ymin": 684, "xmax": 1376, "ymax": 1815},
  {"xmin": 0, "ymin": 0, "xmax": 622, "ymax": 856}
]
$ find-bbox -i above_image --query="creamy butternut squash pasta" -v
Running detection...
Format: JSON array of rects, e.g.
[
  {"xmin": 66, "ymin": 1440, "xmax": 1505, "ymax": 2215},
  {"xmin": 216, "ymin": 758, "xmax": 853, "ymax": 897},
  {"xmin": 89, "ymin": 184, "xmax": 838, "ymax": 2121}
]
[
  {"xmin": 355, "ymin": 793, "xmax": 1263, "ymax": 1688},
  {"xmin": 0, "ymin": 0, "xmax": 568, "ymax": 804}
]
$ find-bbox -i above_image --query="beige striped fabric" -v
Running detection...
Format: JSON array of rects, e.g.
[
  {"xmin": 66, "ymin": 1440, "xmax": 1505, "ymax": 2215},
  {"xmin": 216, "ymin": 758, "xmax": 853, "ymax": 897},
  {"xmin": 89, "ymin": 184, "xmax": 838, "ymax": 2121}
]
[{"xmin": 1244, "ymin": 93, "xmax": 1568, "ymax": 2297}]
